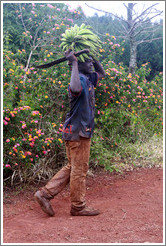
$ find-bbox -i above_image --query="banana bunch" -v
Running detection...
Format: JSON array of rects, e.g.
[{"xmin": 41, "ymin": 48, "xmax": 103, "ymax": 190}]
[{"xmin": 60, "ymin": 23, "xmax": 102, "ymax": 62}]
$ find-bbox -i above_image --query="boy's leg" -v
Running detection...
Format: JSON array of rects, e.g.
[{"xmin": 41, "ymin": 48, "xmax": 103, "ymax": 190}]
[
  {"xmin": 69, "ymin": 137, "xmax": 100, "ymax": 216},
  {"xmin": 34, "ymin": 141, "xmax": 71, "ymax": 216},
  {"xmin": 34, "ymin": 138, "xmax": 99, "ymax": 216}
]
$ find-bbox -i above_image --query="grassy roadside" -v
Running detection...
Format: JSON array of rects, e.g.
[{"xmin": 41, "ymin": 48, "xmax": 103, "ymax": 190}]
[
  {"xmin": 109, "ymin": 135, "xmax": 163, "ymax": 172},
  {"xmin": 90, "ymin": 135, "xmax": 163, "ymax": 173}
]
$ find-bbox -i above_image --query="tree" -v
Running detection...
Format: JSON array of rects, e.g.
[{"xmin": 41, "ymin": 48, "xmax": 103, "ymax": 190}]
[{"xmin": 86, "ymin": 2, "xmax": 163, "ymax": 74}]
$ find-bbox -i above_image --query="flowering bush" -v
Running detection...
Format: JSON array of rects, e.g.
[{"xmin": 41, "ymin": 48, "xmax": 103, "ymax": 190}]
[
  {"xmin": 95, "ymin": 39, "xmax": 163, "ymax": 139},
  {"xmin": 3, "ymin": 106, "xmax": 64, "ymax": 179},
  {"xmin": 89, "ymin": 43, "xmax": 163, "ymax": 171}
]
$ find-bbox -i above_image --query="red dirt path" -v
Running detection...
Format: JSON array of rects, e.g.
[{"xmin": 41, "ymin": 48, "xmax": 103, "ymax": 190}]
[{"xmin": 3, "ymin": 168, "xmax": 163, "ymax": 244}]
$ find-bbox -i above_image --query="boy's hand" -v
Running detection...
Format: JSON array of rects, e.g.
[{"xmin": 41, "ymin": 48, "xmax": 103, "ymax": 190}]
[{"xmin": 64, "ymin": 49, "xmax": 77, "ymax": 63}]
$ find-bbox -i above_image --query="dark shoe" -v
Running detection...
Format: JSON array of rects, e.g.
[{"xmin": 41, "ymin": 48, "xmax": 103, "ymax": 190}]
[
  {"xmin": 34, "ymin": 190, "xmax": 55, "ymax": 216},
  {"xmin": 70, "ymin": 206, "xmax": 100, "ymax": 216}
]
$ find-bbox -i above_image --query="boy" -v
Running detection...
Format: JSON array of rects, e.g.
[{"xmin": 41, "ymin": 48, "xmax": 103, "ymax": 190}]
[{"xmin": 35, "ymin": 50, "xmax": 105, "ymax": 216}]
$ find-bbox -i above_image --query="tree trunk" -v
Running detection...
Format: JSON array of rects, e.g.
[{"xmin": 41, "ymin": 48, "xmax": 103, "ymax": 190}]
[
  {"xmin": 129, "ymin": 38, "xmax": 137, "ymax": 74},
  {"xmin": 127, "ymin": 3, "xmax": 133, "ymax": 29},
  {"xmin": 127, "ymin": 3, "xmax": 137, "ymax": 74}
]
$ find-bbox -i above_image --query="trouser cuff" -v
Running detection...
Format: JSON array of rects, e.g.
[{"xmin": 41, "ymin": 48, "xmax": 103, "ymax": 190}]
[{"xmin": 39, "ymin": 187, "xmax": 54, "ymax": 200}]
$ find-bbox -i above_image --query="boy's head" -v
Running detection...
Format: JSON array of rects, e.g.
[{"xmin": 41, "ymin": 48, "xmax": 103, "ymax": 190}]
[{"xmin": 68, "ymin": 57, "xmax": 94, "ymax": 75}]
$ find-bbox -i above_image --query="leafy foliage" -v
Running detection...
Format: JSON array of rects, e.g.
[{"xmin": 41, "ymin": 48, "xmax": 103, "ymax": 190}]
[{"xmin": 60, "ymin": 23, "xmax": 103, "ymax": 62}]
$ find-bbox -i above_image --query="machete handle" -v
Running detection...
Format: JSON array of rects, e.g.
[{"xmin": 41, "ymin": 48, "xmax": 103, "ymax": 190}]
[{"xmin": 35, "ymin": 49, "xmax": 89, "ymax": 69}]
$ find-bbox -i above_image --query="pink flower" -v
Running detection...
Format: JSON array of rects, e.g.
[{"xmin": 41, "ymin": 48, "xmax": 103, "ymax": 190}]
[
  {"xmin": 67, "ymin": 18, "xmax": 73, "ymax": 23},
  {"xmin": 25, "ymin": 151, "xmax": 32, "ymax": 156},
  {"xmin": 43, "ymin": 150, "xmax": 47, "ymax": 154},
  {"xmin": 57, "ymin": 8, "xmax": 60, "ymax": 11},
  {"xmin": 6, "ymin": 139, "xmax": 10, "ymax": 142},
  {"xmin": 5, "ymin": 164, "xmax": 11, "ymax": 168},
  {"xmin": 14, "ymin": 143, "xmax": 20, "ymax": 147},
  {"xmin": 3, "ymin": 120, "xmax": 8, "ymax": 125},
  {"xmin": 47, "ymin": 4, "xmax": 54, "ymax": 8},
  {"xmin": 32, "ymin": 111, "xmax": 40, "ymax": 116},
  {"xmin": 13, "ymin": 147, "xmax": 18, "ymax": 153},
  {"xmin": 31, "ymin": 10, "xmax": 35, "ymax": 14},
  {"xmin": 22, "ymin": 124, "xmax": 27, "ymax": 129}
]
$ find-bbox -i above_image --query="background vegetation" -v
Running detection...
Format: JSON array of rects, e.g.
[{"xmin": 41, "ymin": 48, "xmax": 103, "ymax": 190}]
[{"xmin": 3, "ymin": 3, "xmax": 163, "ymax": 186}]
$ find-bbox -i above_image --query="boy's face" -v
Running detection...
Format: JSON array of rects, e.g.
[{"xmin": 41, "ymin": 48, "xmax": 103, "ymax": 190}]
[
  {"xmin": 78, "ymin": 57, "xmax": 94, "ymax": 75},
  {"xmin": 68, "ymin": 57, "xmax": 94, "ymax": 74}
]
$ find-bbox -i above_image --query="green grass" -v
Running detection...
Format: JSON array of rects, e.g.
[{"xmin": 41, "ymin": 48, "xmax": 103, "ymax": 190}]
[{"xmin": 112, "ymin": 135, "xmax": 163, "ymax": 171}]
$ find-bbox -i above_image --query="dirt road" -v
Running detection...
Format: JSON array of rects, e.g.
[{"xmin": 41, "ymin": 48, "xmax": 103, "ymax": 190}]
[{"xmin": 3, "ymin": 168, "xmax": 163, "ymax": 244}]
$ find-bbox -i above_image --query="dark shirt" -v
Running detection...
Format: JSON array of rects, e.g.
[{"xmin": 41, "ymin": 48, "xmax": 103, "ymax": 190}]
[{"xmin": 62, "ymin": 72, "xmax": 99, "ymax": 141}]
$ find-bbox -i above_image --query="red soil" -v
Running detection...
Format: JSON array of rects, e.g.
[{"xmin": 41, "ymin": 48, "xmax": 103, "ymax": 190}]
[{"xmin": 3, "ymin": 168, "xmax": 163, "ymax": 244}]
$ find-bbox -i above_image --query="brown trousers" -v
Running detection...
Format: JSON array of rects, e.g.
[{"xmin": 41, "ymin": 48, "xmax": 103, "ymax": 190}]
[{"xmin": 41, "ymin": 137, "xmax": 91, "ymax": 210}]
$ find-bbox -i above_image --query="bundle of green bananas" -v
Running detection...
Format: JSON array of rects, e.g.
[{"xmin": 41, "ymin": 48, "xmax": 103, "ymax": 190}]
[{"xmin": 60, "ymin": 23, "xmax": 102, "ymax": 62}]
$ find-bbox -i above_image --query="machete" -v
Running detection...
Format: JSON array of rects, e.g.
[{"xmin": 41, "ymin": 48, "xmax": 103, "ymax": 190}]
[{"xmin": 35, "ymin": 49, "xmax": 89, "ymax": 69}]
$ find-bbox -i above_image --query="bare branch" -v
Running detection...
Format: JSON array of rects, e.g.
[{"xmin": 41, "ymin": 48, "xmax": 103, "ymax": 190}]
[
  {"xmin": 133, "ymin": 24, "xmax": 162, "ymax": 38},
  {"xmin": 85, "ymin": 3, "xmax": 129, "ymax": 34},
  {"xmin": 19, "ymin": 3, "xmax": 32, "ymax": 47},
  {"xmin": 133, "ymin": 3, "xmax": 161, "ymax": 22},
  {"xmin": 137, "ymin": 37, "xmax": 163, "ymax": 45},
  {"xmin": 115, "ymin": 35, "xmax": 130, "ymax": 40},
  {"xmin": 85, "ymin": 3, "xmax": 128, "ymax": 23}
]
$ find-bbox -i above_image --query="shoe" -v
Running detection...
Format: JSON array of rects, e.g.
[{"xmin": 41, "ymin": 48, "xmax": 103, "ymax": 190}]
[
  {"xmin": 70, "ymin": 206, "xmax": 100, "ymax": 216},
  {"xmin": 34, "ymin": 190, "xmax": 55, "ymax": 216}
]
